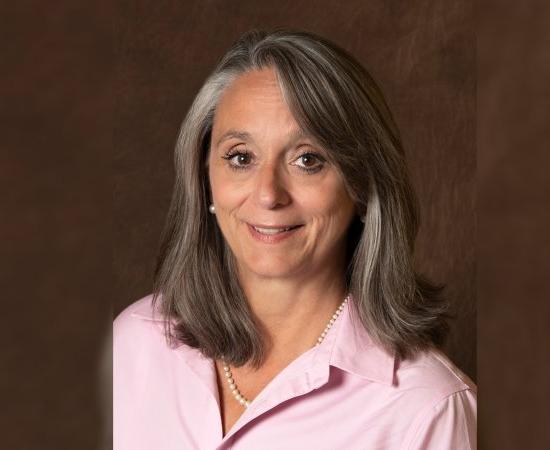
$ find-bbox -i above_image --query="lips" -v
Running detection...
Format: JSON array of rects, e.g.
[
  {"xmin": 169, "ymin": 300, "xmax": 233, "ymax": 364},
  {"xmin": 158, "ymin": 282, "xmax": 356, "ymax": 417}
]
[
  {"xmin": 246, "ymin": 223, "xmax": 303, "ymax": 243},
  {"xmin": 251, "ymin": 224, "xmax": 301, "ymax": 235}
]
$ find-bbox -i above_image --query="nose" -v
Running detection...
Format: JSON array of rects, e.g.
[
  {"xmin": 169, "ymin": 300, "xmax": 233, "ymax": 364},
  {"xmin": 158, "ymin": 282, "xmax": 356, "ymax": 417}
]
[{"xmin": 253, "ymin": 162, "xmax": 291, "ymax": 209}]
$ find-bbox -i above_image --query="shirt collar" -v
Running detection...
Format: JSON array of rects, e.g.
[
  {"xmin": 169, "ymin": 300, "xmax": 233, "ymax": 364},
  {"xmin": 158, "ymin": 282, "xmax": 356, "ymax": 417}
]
[
  {"xmin": 327, "ymin": 299, "xmax": 396, "ymax": 386},
  {"xmin": 130, "ymin": 294, "xmax": 396, "ymax": 386}
]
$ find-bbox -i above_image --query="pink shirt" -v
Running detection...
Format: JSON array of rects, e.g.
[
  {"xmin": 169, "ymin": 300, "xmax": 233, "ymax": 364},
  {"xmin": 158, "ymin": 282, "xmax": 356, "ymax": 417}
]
[{"xmin": 114, "ymin": 294, "xmax": 477, "ymax": 449}]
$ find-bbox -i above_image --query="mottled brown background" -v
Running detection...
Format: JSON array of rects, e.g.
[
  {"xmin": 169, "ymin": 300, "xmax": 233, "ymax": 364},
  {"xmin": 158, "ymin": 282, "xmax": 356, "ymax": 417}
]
[
  {"xmin": 114, "ymin": 1, "xmax": 476, "ymax": 380},
  {"xmin": 2, "ymin": 0, "xmax": 550, "ymax": 449},
  {"xmin": 478, "ymin": 1, "xmax": 550, "ymax": 448}
]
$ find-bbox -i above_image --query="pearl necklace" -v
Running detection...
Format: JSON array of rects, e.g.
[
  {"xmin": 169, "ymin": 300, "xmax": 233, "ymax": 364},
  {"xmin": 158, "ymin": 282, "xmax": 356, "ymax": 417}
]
[{"xmin": 222, "ymin": 294, "xmax": 350, "ymax": 408}]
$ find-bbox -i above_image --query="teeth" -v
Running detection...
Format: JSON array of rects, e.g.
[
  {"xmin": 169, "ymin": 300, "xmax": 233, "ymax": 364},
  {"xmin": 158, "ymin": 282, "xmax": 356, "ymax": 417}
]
[{"xmin": 253, "ymin": 226, "xmax": 292, "ymax": 235}]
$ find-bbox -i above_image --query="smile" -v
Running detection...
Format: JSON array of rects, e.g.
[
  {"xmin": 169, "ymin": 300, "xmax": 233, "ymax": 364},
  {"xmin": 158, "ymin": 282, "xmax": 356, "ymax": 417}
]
[{"xmin": 246, "ymin": 223, "xmax": 303, "ymax": 243}]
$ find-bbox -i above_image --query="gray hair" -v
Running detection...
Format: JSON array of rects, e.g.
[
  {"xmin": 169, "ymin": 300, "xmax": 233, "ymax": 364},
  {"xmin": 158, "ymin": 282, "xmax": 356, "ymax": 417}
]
[{"xmin": 152, "ymin": 29, "xmax": 450, "ymax": 368}]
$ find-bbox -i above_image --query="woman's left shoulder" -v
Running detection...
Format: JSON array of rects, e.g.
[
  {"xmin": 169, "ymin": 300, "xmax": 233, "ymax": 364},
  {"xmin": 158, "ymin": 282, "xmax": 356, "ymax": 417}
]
[
  {"xmin": 396, "ymin": 348, "xmax": 477, "ymax": 449},
  {"xmin": 396, "ymin": 347, "xmax": 477, "ymax": 397}
]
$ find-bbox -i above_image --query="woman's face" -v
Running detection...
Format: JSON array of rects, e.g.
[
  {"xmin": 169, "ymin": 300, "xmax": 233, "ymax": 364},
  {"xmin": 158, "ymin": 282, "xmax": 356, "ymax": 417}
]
[{"xmin": 208, "ymin": 68, "xmax": 356, "ymax": 281}]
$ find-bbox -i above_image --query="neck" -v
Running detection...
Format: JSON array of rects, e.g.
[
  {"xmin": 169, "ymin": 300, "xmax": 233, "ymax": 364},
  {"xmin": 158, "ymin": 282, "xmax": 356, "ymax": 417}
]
[{"xmin": 237, "ymin": 266, "xmax": 348, "ymax": 369}]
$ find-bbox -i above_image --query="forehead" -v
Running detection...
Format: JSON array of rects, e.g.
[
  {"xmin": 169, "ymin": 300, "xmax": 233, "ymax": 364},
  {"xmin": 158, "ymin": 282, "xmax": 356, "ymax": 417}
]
[
  {"xmin": 212, "ymin": 68, "xmax": 299, "ymax": 137},
  {"xmin": 218, "ymin": 68, "xmax": 282, "ymax": 110}
]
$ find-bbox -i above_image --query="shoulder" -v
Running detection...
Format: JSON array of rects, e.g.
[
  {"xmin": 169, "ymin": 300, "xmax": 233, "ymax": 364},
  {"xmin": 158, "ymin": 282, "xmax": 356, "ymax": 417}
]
[
  {"xmin": 395, "ymin": 349, "xmax": 477, "ymax": 448},
  {"xmin": 396, "ymin": 347, "xmax": 476, "ymax": 398},
  {"xmin": 395, "ymin": 349, "xmax": 477, "ymax": 449},
  {"xmin": 389, "ymin": 347, "xmax": 476, "ymax": 426},
  {"xmin": 113, "ymin": 293, "xmax": 166, "ymax": 351},
  {"xmin": 114, "ymin": 293, "xmax": 165, "ymax": 327},
  {"xmin": 114, "ymin": 293, "xmax": 163, "ymax": 325}
]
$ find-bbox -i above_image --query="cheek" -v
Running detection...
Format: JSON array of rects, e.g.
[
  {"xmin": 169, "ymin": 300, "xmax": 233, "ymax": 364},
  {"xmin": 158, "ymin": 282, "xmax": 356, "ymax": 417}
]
[
  {"xmin": 300, "ymin": 182, "xmax": 355, "ymax": 227},
  {"xmin": 209, "ymin": 165, "xmax": 241, "ymax": 207},
  {"xmin": 215, "ymin": 181, "xmax": 247, "ymax": 210},
  {"xmin": 209, "ymin": 170, "xmax": 251, "ymax": 225}
]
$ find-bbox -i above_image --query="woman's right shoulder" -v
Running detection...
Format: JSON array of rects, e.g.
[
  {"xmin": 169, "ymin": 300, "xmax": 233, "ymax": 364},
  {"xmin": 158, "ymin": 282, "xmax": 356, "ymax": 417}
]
[{"xmin": 113, "ymin": 293, "xmax": 166, "ymax": 346}]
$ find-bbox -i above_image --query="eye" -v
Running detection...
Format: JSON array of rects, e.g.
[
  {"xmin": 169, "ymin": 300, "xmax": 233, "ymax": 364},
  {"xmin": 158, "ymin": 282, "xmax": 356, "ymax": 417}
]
[
  {"xmin": 222, "ymin": 150, "xmax": 253, "ymax": 170},
  {"xmin": 292, "ymin": 152, "xmax": 325, "ymax": 173}
]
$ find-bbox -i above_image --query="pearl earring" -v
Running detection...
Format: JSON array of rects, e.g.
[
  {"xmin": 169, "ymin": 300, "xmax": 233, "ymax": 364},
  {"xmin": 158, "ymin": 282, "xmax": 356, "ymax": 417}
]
[
  {"xmin": 209, "ymin": 204, "xmax": 216, "ymax": 214},
  {"xmin": 360, "ymin": 216, "xmax": 365, "ymax": 223}
]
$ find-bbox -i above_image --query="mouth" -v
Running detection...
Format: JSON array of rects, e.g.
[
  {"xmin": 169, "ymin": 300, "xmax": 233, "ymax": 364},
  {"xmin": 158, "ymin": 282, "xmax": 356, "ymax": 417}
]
[
  {"xmin": 250, "ymin": 224, "xmax": 302, "ymax": 234},
  {"xmin": 246, "ymin": 223, "xmax": 304, "ymax": 243}
]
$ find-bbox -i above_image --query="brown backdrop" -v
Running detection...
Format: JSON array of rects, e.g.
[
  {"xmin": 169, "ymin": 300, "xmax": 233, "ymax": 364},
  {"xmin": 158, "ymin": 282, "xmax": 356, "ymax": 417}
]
[
  {"xmin": 6, "ymin": 1, "xmax": 550, "ymax": 449},
  {"xmin": 113, "ymin": 0, "xmax": 476, "ymax": 385}
]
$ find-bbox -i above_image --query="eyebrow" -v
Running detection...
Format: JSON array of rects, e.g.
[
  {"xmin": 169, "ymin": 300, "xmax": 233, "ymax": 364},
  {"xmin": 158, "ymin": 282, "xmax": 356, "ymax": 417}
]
[{"xmin": 215, "ymin": 128, "xmax": 310, "ymax": 148}]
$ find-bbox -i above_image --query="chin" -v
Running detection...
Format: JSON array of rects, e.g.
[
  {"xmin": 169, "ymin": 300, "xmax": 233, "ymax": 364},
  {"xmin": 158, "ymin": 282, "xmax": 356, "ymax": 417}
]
[{"xmin": 242, "ymin": 255, "xmax": 302, "ymax": 279}]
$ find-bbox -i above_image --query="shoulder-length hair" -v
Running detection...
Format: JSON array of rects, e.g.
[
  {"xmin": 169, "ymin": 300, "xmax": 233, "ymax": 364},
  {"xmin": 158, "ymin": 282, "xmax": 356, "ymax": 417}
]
[{"xmin": 152, "ymin": 28, "xmax": 450, "ymax": 368}]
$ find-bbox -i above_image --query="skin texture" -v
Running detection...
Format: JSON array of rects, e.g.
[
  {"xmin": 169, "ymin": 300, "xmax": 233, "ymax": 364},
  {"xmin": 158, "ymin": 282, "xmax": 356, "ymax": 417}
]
[{"xmin": 207, "ymin": 67, "xmax": 357, "ymax": 434}]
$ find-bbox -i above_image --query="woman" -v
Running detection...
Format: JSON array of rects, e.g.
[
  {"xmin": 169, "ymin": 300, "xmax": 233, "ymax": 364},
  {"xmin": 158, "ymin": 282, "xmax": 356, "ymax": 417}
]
[{"xmin": 114, "ymin": 29, "xmax": 476, "ymax": 449}]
